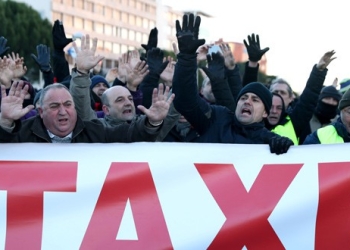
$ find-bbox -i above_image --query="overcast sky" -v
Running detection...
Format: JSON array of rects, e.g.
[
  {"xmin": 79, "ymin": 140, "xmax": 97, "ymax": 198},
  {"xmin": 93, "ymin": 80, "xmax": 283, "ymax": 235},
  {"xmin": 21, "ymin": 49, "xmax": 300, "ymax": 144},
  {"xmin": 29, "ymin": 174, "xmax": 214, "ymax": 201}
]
[{"xmin": 161, "ymin": 0, "xmax": 349, "ymax": 93}]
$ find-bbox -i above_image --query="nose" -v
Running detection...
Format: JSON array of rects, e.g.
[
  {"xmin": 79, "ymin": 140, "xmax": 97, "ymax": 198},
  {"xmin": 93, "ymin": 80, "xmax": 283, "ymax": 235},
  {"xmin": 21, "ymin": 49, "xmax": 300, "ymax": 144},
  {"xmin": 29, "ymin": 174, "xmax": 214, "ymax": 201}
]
[{"xmin": 58, "ymin": 105, "xmax": 67, "ymax": 114}]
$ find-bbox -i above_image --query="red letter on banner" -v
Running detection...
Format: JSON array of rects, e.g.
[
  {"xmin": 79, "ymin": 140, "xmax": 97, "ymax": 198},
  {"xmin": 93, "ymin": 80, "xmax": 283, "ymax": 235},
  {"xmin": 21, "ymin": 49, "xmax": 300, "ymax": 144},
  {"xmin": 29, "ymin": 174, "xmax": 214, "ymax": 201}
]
[
  {"xmin": 0, "ymin": 161, "xmax": 77, "ymax": 249},
  {"xmin": 195, "ymin": 163, "xmax": 302, "ymax": 249},
  {"xmin": 81, "ymin": 162, "xmax": 172, "ymax": 250},
  {"xmin": 315, "ymin": 162, "xmax": 350, "ymax": 249}
]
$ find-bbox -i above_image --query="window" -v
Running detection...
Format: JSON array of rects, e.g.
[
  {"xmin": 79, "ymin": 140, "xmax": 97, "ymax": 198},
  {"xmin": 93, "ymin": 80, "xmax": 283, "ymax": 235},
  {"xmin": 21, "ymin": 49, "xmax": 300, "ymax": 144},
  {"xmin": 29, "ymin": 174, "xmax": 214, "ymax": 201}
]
[
  {"xmin": 129, "ymin": 14, "xmax": 135, "ymax": 25},
  {"xmin": 85, "ymin": 1, "xmax": 93, "ymax": 12},
  {"xmin": 74, "ymin": 17, "xmax": 83, "ymax": 29},
  {"xmin": 105, "ymin": 24, "xmax": 112, "ymax": 36},
  {"xmin": 75, "ymin": 0, "xmax": 83, "ymax": 8},
  {"xmin": 142, "ymin": 18, "xmax": 149, "ymax": 29},
  {"xmin": 136, "ymin": 1, "xmax": 142, "ymax": 10},
  {"xmin": 95, "ymin": 22, "xmax": 103, "ymax": 34},
  {"xmin": 136, "ymin": 17, "xmax": 142, "ymax": 27},
  {"xmin": 94, "ymin": 4, "xmax": 103, "ymax": 14},
  {"xmin": 136, "ymin": 32, "xmax": 142, "ymax": 43},
  {"xmin": 105, "ymin": 7, "xmax": 112, "ymax": 18},
  {"xmin": 66, "ymin": 0, "xmax": 73, "ymax": 7},
  {"xmin": 52, "ymin": 12, "xmax": 62, "ymax": 22},
  {"xmin": 121, "ymin": 28, "xmax": 128, "ymax": 39},
  {"xmin": 63, "ymin": 15, "xmax": 73, "ymax": 27},
  {"xmin": 121, "ymin": 44, "xmax": 128, "ymax": 54},
  {"xmin": 84, "ymin": 19, "xmax": 93, "ymax": 32},
  {"xmin": 104, "ymin": 41, "xmax": 112, "ymax": 52},
  {"xmin": 105, "ymin": 59, "xmax": 112, "ymax": 68},
  {"xmin": 129, "ymin": 30, "xmax": 135, "ymax": 40},
  {"xmin": 113, "ymin": 10, "xmax": 120, "ymax": 20},
  {"xmin": 122, "ymin": 13, "xmax": 128, "ymax": 23},
  {"xmin": 97, "ymin": 40, "xmax": 103, "ymax": 51},
  {"xmin": 149, "ymin": 20, "xmax": 155, "ymax": 29},
  {"xmin": 129, "ymin": 0, "xmax": 136, "ymax": 7},
  {"xmin": 113, "ymin": 43, "xmax": 120, "ymax": 54},
  {"xmin": 142, "ymin": 33, "xmax": 148, "ymax": 44}
]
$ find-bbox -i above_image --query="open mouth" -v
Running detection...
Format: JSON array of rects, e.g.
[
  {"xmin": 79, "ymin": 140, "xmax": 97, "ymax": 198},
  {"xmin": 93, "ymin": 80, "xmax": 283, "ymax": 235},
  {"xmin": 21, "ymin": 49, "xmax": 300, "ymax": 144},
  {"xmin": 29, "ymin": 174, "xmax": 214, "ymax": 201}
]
[
  {"xmin": 123, "ymin": 109, "xmax": 132, "ymax": 114},
  {"xmin": 58, "ymin": 118, "xmax": 68, "ymax": 123},
  {"xmin": 241, "ymin": 108, "xmax": 251, "ymax": 115}
]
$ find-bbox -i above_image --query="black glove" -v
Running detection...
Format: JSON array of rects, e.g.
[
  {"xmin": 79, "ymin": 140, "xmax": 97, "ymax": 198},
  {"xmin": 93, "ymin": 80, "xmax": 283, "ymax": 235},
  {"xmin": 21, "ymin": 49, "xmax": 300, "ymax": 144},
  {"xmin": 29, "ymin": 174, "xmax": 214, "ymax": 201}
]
[
  {"xmin": 200, "ymin": 52, "xmax": 225, "ymax": 83},
  {"xmin": 31, "ymin": 44, "xmax": 51, "ymax": 72},
  {"xmin": 141, "ymin": 27, "xmax": 158, "ymax": 52},
  {"xmin": 0, "ymin": 36, "xmax": 10, "ymax": 57},
  {"xmin": 269, "ymin": 136, "xmax": 294, "ymax": 155},
  {"xmin": 52, "ymin": 20, "xmax": 73, "ymax": 51},
  {"xmin": 243, "ymin": 33, "xmax": 269, "ymax": 62},
  {"xmin": 146, "ymin": 48, "xmax": 168, "ymax": 76},
  {"xmin": 175, "ymin": 14, "xmax": 205, "ymax": 55}
]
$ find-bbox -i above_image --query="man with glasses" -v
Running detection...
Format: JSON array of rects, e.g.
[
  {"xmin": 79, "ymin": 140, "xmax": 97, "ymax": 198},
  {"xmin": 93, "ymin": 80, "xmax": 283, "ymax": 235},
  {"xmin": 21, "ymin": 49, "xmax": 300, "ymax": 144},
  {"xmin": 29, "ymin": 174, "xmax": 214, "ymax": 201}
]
[{"xmin": 303, "ymin": 88, "xmax": 350, "ymax": 144}]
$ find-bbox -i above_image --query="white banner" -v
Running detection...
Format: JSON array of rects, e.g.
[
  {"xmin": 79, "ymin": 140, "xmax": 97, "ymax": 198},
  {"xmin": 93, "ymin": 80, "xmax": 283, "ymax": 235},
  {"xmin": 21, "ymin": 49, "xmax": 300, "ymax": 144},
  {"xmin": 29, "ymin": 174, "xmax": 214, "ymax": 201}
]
[{"xmin": 0, "ymin": 142, "xmax": 350, "ymax": 249}]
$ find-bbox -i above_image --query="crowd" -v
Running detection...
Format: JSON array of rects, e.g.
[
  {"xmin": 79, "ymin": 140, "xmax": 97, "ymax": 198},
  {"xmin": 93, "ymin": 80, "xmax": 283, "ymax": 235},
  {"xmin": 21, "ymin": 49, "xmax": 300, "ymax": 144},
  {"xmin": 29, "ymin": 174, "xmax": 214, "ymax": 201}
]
[{"xmin": 0, "ymin": 13, "xmax": 349, "ymax": 154}]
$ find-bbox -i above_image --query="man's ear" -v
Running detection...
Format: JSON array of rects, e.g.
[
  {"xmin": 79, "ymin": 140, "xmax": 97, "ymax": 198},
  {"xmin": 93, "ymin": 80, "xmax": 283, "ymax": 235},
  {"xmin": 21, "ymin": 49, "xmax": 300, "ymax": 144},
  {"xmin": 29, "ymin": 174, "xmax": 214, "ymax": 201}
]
[
  {"xmin": 38, "ymin": 107, "xmax": 43, "ymax": 118},
  {"xmin": 262, "ymin": 110, "xmax": 268, "ymax": 118},
  {"xmin": 102, "ymin": 105, "xmax": 109, "ymax": 115}
]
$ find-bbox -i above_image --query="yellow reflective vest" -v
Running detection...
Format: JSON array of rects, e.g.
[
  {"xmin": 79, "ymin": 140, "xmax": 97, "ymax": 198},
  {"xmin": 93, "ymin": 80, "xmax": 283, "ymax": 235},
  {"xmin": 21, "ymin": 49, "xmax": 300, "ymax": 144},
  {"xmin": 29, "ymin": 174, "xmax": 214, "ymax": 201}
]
[
  {"xmin": 271, "ymin": 116, "xmax": 299, "ymax": 145},
  {"xmin": 317, "ymin": 125, "xmax": 344, "ymax": 144}
]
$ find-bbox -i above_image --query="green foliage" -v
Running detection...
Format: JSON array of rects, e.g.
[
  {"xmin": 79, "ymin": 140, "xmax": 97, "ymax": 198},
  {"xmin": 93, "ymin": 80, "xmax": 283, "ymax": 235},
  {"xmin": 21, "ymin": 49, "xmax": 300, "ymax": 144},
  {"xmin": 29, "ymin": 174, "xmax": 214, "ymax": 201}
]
[{"xmin": 0, "ymin": 0, "xmax": 53, "ymax": 81}]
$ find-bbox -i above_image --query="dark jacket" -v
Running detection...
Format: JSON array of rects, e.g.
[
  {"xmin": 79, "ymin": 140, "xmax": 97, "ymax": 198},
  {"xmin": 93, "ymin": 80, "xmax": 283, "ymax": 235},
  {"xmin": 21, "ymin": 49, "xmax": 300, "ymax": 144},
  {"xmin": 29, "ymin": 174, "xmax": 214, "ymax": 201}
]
[
  {"xmin": 0, "ymin": 115, "xmax": 160, "ymax": 143},
  {"xmin": 172, "ymin": 53, "xmax": 277, "ymax": 144},
  {"xmin": 303, "ymin": 117, "xmax": 350, "ymax": 144}
]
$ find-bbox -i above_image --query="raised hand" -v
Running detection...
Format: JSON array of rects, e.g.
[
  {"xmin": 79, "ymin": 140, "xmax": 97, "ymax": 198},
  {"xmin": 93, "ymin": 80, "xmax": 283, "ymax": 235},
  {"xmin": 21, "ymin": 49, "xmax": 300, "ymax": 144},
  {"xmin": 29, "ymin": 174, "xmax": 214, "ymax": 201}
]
[
  {"xmin": 137, "ymin": 83, "xmax": 175, "ymax": 123},
  {"xmin": 0, "ymin": 56, "xmax": 14, "ymax": 88},
  {"xmin": 196, "ymin": 44, "xmax": 210, "ymax": 62},
  {"xmin": 73, "ymin": 34, "xmax": 105, "ymax": 73},
  {"xmin": 7, "ymin": 53, "xmax": 27, "ymax": 79},
  {"xmin": 175, "ymin": 13, "xmax": 205, "ymax": 54},
  {"xmin": 243, "ymin": 33, "xmax": 269, "ymax": 62},
  {"xmin": 317, "ymin": 50, "xmax": 336, "ymax": 71},
  {"xmin": 52, "ymin": 20, "xmax": 73, "ymax": 50},
  {"xmin": 146, "ymin": 48, "xmax": 168, "ymax": 76},
  {"xmin": 117, "ymin": 53, "xmax": 132, "ymax": 83},
  {"xmin": 200, "ymin": 52, "xmax": 225, "ymax": 83},
  {"xmin": 0, "ymin": 81, "xmax": 34, "ymax": 127},
  {"xmin": 219, "ymin": 43, "xmax": 235, "ymax": 70},
  {"xmin": 160, "ymin": 57, "xmax": 175, "ymax": 87},
  {"xmin": 31, "ymin": 44, "xmax": 51, "ymax": 72},
  {"xmin": 141, "ymin": 27, "xmax": 158, "ymax": 52},
  {"xmin": 105, "ymin": 67, "xmax": 119, "ymax": 83},
  {"xmin": 128, "ymin": 49, "xmax": 141, "ymax": 70},
  {"xmin": 0, "ymin": 36, "xmax": 10, "ymax": 57},
  {"xmin": 127, "ymin": 60, "xmax": 149, "ymax": 91}
]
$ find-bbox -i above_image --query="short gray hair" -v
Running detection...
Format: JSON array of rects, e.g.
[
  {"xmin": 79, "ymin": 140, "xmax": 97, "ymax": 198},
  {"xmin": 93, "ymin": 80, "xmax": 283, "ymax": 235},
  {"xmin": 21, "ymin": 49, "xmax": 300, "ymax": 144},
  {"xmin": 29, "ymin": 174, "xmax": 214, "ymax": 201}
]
[{"xmin": 39, "ymin": 83, "xmax": 70, "ymax": 107}]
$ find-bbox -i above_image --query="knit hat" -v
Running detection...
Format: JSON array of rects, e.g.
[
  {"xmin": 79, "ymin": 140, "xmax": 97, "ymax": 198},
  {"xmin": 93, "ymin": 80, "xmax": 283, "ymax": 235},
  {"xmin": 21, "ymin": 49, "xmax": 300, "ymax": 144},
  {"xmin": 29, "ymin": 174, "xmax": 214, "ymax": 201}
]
[
  {"xmin": 339, "ymin": 78, "xmax": 350, "ymax": 95},
  {"xmin": 338, "ymin": 88, "xmax": 350, "ymax": 110},
  {"xmin": 237, "ymin": 82, "xmax": 272, "ymax": 115},
  {"xmin": 90, "ymin": 75, "xmax": 109, "ymax": 89},
  {"xmin": 319, "ymin": 86, "xmax": 341, "ymax": 102}
]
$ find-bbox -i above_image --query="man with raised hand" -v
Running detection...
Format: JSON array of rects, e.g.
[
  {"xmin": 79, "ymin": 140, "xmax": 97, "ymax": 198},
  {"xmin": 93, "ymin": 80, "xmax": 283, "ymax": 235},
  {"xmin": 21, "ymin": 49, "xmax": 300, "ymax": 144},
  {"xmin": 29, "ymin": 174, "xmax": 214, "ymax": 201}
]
[
  {"xmin": 172, "ymin": 13, "xmax": 293, "ymax": 155},
  {"xmin": 0, "ymin": 78, "xmax": 174, "ymax": 143}
]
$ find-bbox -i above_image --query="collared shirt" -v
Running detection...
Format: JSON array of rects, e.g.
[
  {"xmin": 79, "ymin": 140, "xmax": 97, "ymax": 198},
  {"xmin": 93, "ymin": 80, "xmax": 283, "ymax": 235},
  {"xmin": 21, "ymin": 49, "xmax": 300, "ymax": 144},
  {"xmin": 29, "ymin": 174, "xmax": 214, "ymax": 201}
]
[{"xmin": 47, "ymin": 130, "xmax": 73, "ymax": 143}]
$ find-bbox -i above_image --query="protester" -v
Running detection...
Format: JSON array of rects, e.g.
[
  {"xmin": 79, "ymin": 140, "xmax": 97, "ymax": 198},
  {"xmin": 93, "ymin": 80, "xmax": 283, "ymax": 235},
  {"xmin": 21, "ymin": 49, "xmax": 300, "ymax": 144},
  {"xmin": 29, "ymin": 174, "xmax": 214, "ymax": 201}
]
[
  {"xmin": 69, "ymin": 36, "xmax": 178, "ymax": 142},
  {"xmin": 303, "ymin": 88, "xmax": 350, "ymax": 144},
  {"xmin": 172, "ymin": 13, "xmax": 294, "ymax": 154},
  {"xmin": 265, "ymin": 51, "xmax": 336, "ymax": 145},
  {"xmin": 0, "ymin": 79, "xmax": 173, "ymax": 143}
]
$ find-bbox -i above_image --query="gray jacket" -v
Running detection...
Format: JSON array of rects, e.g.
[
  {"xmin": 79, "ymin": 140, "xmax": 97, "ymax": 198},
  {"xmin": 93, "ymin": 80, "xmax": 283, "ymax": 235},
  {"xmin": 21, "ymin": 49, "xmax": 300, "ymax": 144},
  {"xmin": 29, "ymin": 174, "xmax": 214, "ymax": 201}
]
[{"xmin": 69, "ymin": 69, "xmax": 179, "ymax": 141}]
